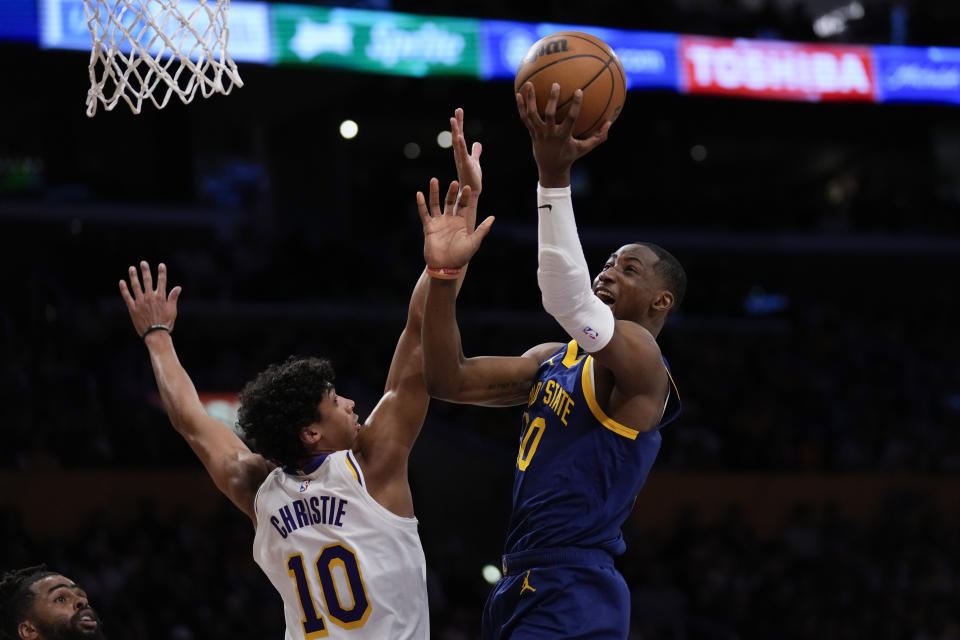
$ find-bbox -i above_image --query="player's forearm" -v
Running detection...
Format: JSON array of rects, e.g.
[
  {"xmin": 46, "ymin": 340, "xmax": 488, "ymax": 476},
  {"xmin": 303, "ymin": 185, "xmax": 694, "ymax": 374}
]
[
  {"xmin": 537, "ymin": 185, "xmax": 614, "ymax": 352},
  {"xmin": 422, "ymin": 278, "xmax": 468, "ymax": 399},
  {"xmin": 143, "ymin": 331, "xmax": 207, "ymax": 435},
  {"xmin": 405, "ymin": 266, "xmax": 471, "ymax": 337}
]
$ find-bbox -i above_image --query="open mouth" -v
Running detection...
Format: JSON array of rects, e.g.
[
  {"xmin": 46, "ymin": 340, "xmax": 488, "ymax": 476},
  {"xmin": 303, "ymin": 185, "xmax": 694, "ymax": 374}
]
[
  {"xmin": 595, "ymin": 288, "xmax": 615, "ymax": 304},
  {"xmin": 75, "ymin": 609, "xmax": 99, "ymax": 630}
]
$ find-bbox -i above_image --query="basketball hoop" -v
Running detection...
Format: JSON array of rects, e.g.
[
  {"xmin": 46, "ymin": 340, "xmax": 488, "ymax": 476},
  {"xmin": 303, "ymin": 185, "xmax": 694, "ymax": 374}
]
[{"xmin": 83, "ymin": 0, "xmax": 243, "ymax": 116}]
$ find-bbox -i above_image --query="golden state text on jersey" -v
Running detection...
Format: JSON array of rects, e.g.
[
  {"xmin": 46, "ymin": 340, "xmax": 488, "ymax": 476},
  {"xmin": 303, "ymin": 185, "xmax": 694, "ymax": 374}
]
[{"xmin": 507, "ymin": 340, "xmax": 680, "ymax": 556}]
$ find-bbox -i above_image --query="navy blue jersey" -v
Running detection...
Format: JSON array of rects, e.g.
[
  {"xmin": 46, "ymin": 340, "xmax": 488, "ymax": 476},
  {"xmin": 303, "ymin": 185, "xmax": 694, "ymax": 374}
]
[{"xmin": 504, "ymin": 340, "xmax": 681, "ymax": 556}]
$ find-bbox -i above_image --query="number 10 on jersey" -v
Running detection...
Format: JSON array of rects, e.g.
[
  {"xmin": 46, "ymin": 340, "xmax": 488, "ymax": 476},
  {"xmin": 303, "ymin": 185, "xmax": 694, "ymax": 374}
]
[{"xmin": 287, "ymin": 544, "xmax": 371, "ymax": 637}]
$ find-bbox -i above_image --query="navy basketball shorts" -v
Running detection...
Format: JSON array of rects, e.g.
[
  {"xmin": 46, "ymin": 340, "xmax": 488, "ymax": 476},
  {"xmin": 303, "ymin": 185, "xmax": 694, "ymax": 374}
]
[{"xmin": 481, "ymin": 548, "xmax": 630, "ymax": 639}]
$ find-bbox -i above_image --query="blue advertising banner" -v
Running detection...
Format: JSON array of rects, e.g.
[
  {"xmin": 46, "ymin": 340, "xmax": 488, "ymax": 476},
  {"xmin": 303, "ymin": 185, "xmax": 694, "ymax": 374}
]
[
  {"xmin": 874, "ymin": 45, "xmax": 960, "ymax": 105},
  {"xmin": 38, "ymin": 0, "xmax": 271, "ymax": 63},
  {"xmin": 480, "ymin": 20, "xmax": 679, "ymax": 91},
  {"xmin": 0, "ymin": 0, "xmax": 39, "ymax": 43},
  {"xmin": 38, "ymin": 0, "xmax": 89, "ymax": 50}
]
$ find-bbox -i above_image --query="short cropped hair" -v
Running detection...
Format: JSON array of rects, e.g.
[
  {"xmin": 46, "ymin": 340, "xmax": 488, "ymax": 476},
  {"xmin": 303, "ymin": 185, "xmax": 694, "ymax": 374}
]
[
  {"xmin": 637, "ymin": 242, "xmax": 687, "ymax": 311},
  {"xmin": 0, "ymin": 565, "xmax": 56, "ymax": 640},
  {"xmin": 237, "ymin": 356, "xmax": 336, "ymax": 468}
]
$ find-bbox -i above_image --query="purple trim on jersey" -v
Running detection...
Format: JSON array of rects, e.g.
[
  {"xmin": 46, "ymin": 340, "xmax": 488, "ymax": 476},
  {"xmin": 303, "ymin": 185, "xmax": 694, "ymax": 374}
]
[
  {"xmin": 345, "ymin": 451, "xmax": 363, "ymax": 486},
  {"xmin": 283, "ymin": 453, "xmax": 330, "ymax": 476}
]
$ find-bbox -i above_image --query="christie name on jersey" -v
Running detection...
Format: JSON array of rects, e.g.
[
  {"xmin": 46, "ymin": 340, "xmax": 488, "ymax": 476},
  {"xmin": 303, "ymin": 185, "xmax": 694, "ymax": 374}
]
[{"xmin": 270, "ymin": 495, "xmax": 348, "ymax": 539}]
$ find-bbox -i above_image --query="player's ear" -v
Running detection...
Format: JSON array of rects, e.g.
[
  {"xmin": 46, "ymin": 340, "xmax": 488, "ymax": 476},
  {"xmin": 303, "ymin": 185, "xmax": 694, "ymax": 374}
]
[
  {"xmin": 19, "ymin": 619, "xmax": 39, "ymax": 640},
  {"xmin": 299, "ymin": 424, "xmax": 322, "ymax": 446},
  {"xmin": 653, "ymin": 290, "xmax": 674, "ymax": 313}
]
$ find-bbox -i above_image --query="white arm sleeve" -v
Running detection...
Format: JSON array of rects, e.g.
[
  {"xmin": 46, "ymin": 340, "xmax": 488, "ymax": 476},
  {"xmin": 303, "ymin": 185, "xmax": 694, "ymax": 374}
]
[{"xmin": 537, "ymin": 184, "xmax": 615, "ymax": 353}]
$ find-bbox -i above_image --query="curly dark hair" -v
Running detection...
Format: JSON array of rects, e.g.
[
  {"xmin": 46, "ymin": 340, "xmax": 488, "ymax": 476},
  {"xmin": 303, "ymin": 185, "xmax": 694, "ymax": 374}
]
[
  {"xmin": 237, "ymin": 356, "xmax": 336, "ymax": 467},
  {"xmin": 0, "ymin": 564, "xmax": 55, "ymax": 640}
]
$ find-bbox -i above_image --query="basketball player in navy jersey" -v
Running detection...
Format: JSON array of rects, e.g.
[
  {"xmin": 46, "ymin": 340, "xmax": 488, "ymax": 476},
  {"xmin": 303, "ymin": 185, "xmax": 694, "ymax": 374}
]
[
  {"xmin": 0, "ymin": 566, "xmax": 105, "ymax": 640},
  {"xmin": 418, "ymin": 82, "xmax": 685, "ymax": 638},
  {"xmin": 118, "ymin": 110, "xmax": 491, "ymax": 640}
]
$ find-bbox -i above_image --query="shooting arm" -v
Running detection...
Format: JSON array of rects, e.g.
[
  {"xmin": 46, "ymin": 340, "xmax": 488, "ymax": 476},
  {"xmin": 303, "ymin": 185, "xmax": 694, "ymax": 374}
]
[
  {"xmin": 537, "ymin": 185, "xmax": 616, "ymax": 352},
  {"xmin": 145, "ymin": 331, "xmax": 271, "ymax": 522}
]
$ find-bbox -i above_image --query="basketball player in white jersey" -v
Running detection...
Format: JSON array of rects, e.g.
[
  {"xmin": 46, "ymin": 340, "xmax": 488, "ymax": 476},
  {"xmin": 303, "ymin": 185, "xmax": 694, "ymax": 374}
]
[{"xmin": 118, "ymin": 109, "xmax": 488, "ymax": 640}]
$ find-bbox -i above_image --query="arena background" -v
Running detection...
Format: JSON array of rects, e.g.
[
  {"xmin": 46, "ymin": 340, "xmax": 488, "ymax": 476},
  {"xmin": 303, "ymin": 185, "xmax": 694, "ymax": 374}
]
[{"xmin": 2, "ymin": 0, "xmax": 959, "ymax": 638}]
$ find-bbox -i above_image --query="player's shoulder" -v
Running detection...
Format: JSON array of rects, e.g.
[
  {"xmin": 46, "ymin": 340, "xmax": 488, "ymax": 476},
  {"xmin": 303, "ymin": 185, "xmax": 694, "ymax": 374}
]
[
  {"xmin": 589, "ymin": 321, "xmax": 668, "ymax": 397},
  {"xmin": 613, "ymin": 320, "xmax": 663, "ymax": 357},
  {"xmin": 522, "ymin": 341, "xmax": 567, "ymax": 364}
]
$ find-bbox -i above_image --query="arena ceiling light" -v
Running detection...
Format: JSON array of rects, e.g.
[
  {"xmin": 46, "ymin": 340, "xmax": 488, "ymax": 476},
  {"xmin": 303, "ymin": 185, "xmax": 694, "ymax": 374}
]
[{"xmin": 813, "ymin": 1, "xmax": 865, "ymax": 38}]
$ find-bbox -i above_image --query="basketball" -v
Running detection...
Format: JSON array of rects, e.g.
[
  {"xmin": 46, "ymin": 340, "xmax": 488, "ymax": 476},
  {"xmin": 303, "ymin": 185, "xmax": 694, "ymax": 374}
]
[{"xmin": 514, "ymin": 32, "xmax": 626, "ymax": 139}]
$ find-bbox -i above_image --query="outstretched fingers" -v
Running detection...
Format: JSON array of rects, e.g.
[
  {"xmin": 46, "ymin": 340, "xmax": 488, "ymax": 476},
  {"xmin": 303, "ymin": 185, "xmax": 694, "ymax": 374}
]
[
  {"xmin": 542, "ymin": 82, "xmax": 560, "ymax": 126},
  {"xmin": 127, "ymin": 265, "xmax": 143, "ymax": 298},
  {"xmin": 451, "ymin": 108, "xmax": 464, "ymax": 141},
  {"xmin": 474, "ymin": 215, "xmax": 495, "ymax": 240},
  {"xmin": 428, "ymin": 177, "xmax": 442, "ymax": 217},
  {"xmin": 451, "ymin": 115, "xmax": 465, "ymax": 155},
  {"xmin": 561, "ymin": 89, "xmax": 584, "ymax": 134},
  {"xmin": 140, "ymin": 260, "xmax": 153, "ymax": 293},
  {"xmin": 443, "ymin": 180, "xmax": 459, "ymax": 214},
  {"xmin": 169, "ymin": 285, "xmax": 182, "ymax": 306},
  {"xmin": 415, "ymin": 190, "xmax": 431, "ymax": 227},
  {"xmin": 579, "ymin": 120, "xmax": 612, "ymax": 153},
  {"xmin": 416, "ymin": 177, "xmax": 463, "ymax": 226},
  {"xmin": 516, "ymin": 82, "xmax": 541, "ymax": 129},
  {"xmin": 156, "ymin": 262, "xmax": 168, "ymax": 296},
  {"xmin": 119, "ymin": 278, "xmax": 135, "ymax": 309}
]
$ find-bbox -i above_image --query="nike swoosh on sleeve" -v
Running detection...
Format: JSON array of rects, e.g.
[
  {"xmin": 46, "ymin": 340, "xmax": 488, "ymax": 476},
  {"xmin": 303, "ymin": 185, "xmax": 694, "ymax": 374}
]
[{"xmin": 538, "ymin": 204, "xmax": 552, "ymax": 210}]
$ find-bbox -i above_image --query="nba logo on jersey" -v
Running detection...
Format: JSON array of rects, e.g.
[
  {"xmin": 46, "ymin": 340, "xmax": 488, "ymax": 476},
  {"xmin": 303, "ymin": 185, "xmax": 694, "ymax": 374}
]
[
  {"xmin": 298, "ymin": 480, "xmax": 310, "ymax": 492},
  {"xmin": 583, "ymin": 326, "xmax": 599, "ymax": 340}
]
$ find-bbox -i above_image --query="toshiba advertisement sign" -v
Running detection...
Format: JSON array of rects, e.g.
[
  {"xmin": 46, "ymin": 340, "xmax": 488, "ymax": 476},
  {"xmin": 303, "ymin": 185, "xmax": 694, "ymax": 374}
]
[{"xmin": 680, "ymin": 36, "xmax": 876, "ymax": 102}]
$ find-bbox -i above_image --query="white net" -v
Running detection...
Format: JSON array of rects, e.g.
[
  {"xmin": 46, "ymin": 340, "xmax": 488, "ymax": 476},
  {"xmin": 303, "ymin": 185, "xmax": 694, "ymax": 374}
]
[{"xmin": 83, "ymin": 0, "xmax": 243, "ymax": 116}]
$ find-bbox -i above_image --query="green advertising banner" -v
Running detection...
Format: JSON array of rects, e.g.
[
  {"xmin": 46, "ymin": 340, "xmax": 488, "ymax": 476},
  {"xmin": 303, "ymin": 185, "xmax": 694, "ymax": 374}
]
[{"xmin": 272, "ymin": 5, "xmax": 482, "ymax": 77}]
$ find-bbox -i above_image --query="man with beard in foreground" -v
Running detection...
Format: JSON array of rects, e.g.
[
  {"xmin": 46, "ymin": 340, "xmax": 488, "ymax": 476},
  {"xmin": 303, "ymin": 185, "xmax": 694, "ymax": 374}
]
[{"xmin": 0, "ymin": 566, "xmax": 103, "ymax": 640}]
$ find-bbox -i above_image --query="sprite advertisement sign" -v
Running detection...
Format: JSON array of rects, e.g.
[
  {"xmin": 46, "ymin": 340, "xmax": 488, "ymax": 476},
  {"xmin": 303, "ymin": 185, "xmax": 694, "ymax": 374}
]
[{"xmin": 272, "ymin": 6, "xmax": 483, "ymax": 77}]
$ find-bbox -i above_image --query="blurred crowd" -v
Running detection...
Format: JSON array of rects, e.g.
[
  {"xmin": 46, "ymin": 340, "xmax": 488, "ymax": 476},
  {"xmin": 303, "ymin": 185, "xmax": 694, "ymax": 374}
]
[{"xmin": 2, "ymin": 219, "xmax": 957, "ymax": 474}]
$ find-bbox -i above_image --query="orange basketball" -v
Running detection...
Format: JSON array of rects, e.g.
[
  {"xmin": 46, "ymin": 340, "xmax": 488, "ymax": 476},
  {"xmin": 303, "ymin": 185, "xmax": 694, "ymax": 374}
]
[{"xmin": 514, "ymin": 31, "xmax": 626, "ymax": 139}]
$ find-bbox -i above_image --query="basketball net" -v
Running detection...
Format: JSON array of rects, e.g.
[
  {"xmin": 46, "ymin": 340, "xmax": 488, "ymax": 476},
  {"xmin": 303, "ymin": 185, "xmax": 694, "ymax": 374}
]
[{"xmin": 83, "ymin": 0, "xmax": 243, "ymax": 116}]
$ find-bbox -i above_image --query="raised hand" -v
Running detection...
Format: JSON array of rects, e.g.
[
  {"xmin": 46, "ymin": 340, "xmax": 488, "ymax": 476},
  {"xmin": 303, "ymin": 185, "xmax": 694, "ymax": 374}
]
[
  {"xmin": 450, "ymin": 107, "xmax": 482, "ymax": 197},
  {"xmin": 119, "ymin": 261, "xmax": 181, "ymax": 339},
  {"xmin": 516, "ymin": 81, "xmax": 611, "ymax": 187},
  {"xmin": 418, "ymin": 178, "xmax": 494, "ymax": 270}
]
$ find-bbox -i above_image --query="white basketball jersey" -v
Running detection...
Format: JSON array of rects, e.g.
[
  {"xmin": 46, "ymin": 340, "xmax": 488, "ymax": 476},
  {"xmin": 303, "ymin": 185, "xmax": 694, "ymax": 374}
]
[{"xmin": 253, "ymin": 450, "xmax": 429, "ymax": 640}]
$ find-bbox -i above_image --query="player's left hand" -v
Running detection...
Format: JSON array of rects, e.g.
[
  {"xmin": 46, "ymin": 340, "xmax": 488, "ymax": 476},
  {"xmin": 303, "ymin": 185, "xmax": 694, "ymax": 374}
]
[
  {"xmin": 418, "ymin": 178, "xmax": 494, "ymax": 270},
  {"xmin": 516, "ymin": 81, "xmax": 611, "ymax": 187},
  {"xmin": 119, "ymin": 261, "xmax": 181, "ymax": 339}
]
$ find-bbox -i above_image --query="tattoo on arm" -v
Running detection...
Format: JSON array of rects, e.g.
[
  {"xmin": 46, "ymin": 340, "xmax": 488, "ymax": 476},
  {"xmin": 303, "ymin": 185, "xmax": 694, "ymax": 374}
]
[{"xmin": 487, "ymin": 381, "xmax": 522, "ymax": 391}]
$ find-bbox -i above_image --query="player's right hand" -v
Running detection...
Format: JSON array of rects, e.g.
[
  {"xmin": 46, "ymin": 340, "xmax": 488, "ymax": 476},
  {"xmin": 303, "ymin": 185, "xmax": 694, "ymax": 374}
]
[
  {"xmin": 119, "ymin": 261, "xmax": 181, "ymax": 339},
  {"xmin": 417, "ymin": 178, "xmax": 494, "ymax": 270},
  {"xmin": 516, "ymin": 82, "xmax": 610, "ymax": 187}
]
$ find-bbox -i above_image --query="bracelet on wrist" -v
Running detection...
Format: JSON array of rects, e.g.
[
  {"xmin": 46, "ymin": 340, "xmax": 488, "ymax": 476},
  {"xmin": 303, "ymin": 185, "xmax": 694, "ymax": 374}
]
[
  {"xmin": 426, "ymin": 266, "xmax": 462, "ymax": 280},
  {"xmin": 142, "ymin": 324, "xmax": 172, "ymax": 339}
]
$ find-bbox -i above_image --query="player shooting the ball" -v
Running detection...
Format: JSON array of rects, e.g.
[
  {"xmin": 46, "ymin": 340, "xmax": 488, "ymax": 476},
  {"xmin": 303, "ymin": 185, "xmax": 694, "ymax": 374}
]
[
  {"xmin": 118, "ymin": 108, "xmax": 489, "ymax": 640},
  {"xmin": 418, "ymin": 82, "xmax": 685, "ymax": 639}
]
